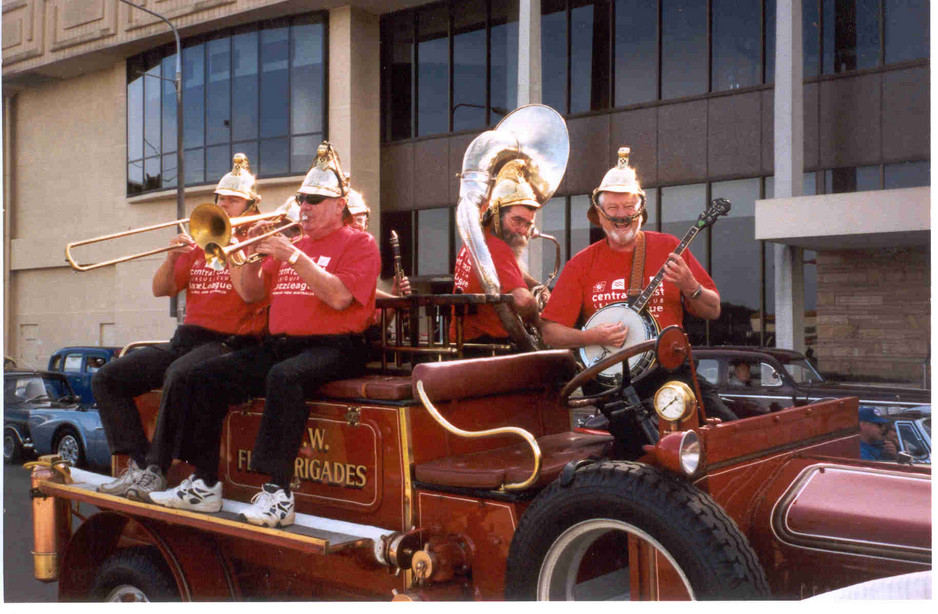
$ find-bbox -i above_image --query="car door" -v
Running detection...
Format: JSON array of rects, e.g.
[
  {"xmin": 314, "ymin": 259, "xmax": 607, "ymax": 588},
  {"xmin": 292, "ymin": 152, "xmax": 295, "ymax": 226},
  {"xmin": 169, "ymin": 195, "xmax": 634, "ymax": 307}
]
[
  {"xmin": 719, "ymin": 358, "xmax": 794, "ymax": 415},
  {"xmin": 60, "ymin": 353, "xmax": 88, "ymax": 405}
]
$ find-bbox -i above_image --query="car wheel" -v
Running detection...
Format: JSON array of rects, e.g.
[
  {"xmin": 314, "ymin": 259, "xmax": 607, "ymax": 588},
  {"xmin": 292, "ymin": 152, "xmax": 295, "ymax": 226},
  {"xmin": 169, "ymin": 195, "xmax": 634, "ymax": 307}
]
[
  {"xmin": 54, "ymin": 428, "xmax": 85, "ymax": 467},
  {"xmin": 4, "ymin": 431, "xmax": 23, "ymax": 464},
  {"xmin": 505, "ymin": 461, "xmax": 769, "ymax": 601},
  {"xmin": 91, "ymin": 547, "xmax": 179, "ymax": 602}
]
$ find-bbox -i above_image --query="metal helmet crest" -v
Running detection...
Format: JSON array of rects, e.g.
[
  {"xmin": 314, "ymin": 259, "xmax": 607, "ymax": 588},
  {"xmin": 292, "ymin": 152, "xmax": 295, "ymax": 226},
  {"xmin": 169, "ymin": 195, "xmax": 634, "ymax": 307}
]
[{"xmin": 588, "ymin": 147, "xmax": 647, "ymax": 226}]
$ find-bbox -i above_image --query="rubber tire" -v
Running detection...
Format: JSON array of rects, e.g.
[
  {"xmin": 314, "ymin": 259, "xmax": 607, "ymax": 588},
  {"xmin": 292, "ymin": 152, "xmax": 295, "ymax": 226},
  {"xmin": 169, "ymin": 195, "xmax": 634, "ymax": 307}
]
[
  {"xmin": 4, "ymin": 431, "xmax": 23, "ymax": 464},
  {"xmin": 53, "ymin": 428, "xmax": 86, "ymax": 468},
  {"xmin": 90, "ymin": 546, "xmax": 179, "ymax": 602},
  {"xmin": 505, "ymin": 461, "xmax": 770, "ymax": 601}
]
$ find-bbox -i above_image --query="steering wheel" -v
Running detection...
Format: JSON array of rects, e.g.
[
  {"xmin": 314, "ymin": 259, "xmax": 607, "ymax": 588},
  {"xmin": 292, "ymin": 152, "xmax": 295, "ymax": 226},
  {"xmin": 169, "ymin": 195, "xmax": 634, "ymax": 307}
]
[{"xmin": 560, "ymin": 326, "xmax": 692, "ymax": 410}]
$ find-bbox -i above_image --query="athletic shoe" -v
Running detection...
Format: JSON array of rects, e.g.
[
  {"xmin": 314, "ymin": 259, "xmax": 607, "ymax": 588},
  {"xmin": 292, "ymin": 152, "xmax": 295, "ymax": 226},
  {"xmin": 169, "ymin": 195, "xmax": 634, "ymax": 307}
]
[
  {"xmin": 97, "ymin": 459, "xmax": 143, "ymax": 497},
  {"xmin": 149, "ymin": 475, "xmax": 223, "ymax": 513},
  {"xmin": 125, "ymin": 465, "xmax": 167, "ymax": 503},
  {"xmin": 238, "ymin": 483, "xmax": 295, "ymax": 528}
]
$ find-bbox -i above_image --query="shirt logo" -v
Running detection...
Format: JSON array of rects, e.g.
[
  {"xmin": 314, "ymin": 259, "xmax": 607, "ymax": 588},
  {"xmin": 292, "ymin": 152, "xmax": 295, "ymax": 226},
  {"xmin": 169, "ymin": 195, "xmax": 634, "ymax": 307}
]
[
  {"xmin": 593, "ymin": 281, "xmax": 606, "ymax": 292},
  {"xmin": 316, "ymin": 256, "xmax": 331, "ymax": 267},
  {"xmin": 611, "ymin": 278, "xmax": 626, "ymax": 291}
]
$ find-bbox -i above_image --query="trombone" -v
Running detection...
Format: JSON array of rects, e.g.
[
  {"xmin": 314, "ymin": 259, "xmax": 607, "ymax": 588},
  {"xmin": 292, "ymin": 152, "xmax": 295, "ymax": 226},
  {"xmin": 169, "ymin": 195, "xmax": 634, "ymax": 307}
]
[
  {"xmin": 64, "ymin": 203, "xmax": 291, "ymax": 272},
  {"xmin": 203, "ymin": 199, "xmax": 302, "ymax": 270}
]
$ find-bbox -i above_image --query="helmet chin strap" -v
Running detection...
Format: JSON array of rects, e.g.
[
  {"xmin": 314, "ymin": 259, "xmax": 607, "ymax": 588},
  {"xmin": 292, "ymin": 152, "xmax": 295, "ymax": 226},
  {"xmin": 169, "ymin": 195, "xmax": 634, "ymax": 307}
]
[{"xmin": 596, "ymin": 204, "xmax": 642, "ymax": 226}]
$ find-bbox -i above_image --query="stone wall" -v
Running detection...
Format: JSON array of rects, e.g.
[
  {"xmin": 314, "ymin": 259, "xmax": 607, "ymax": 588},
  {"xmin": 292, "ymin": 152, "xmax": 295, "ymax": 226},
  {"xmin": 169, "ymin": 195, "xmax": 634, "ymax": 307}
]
[{"xmin": 815, "ymin": 247, "xmax": 930, "ymax": 383}]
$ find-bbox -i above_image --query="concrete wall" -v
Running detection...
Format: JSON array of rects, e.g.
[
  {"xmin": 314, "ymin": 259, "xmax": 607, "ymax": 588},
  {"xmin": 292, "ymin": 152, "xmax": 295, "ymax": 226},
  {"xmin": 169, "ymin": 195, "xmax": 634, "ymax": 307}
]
[{"xmin": 815, "ymin": 248, "xmax": 930, "ymax": 383}]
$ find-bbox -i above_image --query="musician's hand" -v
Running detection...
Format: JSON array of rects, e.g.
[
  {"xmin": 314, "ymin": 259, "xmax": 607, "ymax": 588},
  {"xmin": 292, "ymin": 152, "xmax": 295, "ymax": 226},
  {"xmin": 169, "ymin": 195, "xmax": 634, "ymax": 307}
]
[
  {"xmin": 246, "ymin": 221, "xmax": 269, "ymax": 239},
  {"xmin": 255, "ymin": 234, "xmax": 296, "ymax": 262},
  {"xmin": 533, "ymin": 286, "xmax": 551, "ymax": 311},
  {"xmin": 167, "ymin": 233, "xmax": 195, "ymax": 260},
  {"xmin": 589, "ymin": 323, "xmax": 629, "ymax": 348},
  {"xmin": 662, "ymin": 253, "xmax": 696, "ymax": 294},
  {"xmin": 393, "ymin": 276, "xmax": 411, "ymax": 296}
]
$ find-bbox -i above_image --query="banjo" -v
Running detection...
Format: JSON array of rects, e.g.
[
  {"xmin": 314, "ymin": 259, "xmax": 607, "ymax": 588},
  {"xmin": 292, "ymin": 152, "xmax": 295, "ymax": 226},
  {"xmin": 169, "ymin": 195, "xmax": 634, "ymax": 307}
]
[{"xmin": 579, "ymin": 198, "xmax": 731, "ymax": 384}]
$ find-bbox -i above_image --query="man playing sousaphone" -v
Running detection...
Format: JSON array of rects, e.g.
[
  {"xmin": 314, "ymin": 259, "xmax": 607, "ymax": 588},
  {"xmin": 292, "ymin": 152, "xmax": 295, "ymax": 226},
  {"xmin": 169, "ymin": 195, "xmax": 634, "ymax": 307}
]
[
  {"xmin": 94, "ymin": 154, "xmax": 268, "ymax": 501},
  {"xmin": 540, "ymin": 148, "xmax": 732, "ymax": 422},
  {"xmin": 451, "ymin": 159, "xmax": 540, "ymax": 352}
]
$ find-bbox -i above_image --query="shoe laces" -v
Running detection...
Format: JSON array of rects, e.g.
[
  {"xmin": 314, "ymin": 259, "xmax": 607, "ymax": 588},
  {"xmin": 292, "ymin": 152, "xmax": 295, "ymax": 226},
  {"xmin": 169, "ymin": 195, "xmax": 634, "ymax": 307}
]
[
  {"xmin": 249, "ymin": 489, "xmax": 276, "ymax": 510},
  {"xmin": 175, "ymin": 476, "xmax": 195, "ymax": 493},
  {"xmin": 137, "ymin": 468, "xmax": 162, "ymax": 489}
]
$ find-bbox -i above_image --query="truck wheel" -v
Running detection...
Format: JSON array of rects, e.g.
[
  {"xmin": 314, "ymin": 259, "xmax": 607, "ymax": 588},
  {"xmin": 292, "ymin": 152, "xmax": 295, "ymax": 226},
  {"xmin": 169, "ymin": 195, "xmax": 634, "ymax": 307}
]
[
  {"xmin": 54, "ymin": 428, "xmax": 85, "ymax": 467},
  {"xmin": 91, "ymin": 547, "xmax": 179, "ymax": 602},
  {"xmin": 505, "ymin": 461, "xmax": 769, "ymax": 601},
  {"xmin": 4, "ymin": 431, "xmax": 23, "ymax": 464}
]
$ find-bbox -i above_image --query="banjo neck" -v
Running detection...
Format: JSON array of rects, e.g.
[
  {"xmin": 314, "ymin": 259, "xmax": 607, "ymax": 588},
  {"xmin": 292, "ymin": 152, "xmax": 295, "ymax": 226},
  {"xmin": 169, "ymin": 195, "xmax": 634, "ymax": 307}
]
[{"xmin": 630, "ymin": 225, "xmax": 701, "ymax": 313}]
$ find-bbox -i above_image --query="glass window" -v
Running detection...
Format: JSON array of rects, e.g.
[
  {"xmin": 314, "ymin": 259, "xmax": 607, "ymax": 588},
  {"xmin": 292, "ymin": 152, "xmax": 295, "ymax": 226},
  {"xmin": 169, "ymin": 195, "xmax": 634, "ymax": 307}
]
[
  {"xmin": 63, "ymin": 355, "xmax": 83, "ymax": 372},
  {"xmin": 417, "ymin": 4, "xmax": 449, "ymax": 136},
  {"xmin": 697, "ymin": 358, "xmax": 719, "ymax": 384},
  {"xmin": 232, "ymin": 31, "xmax": 259, "ymax": 142},
  {"xmin": 452, "ymin": 2, "xmax": 487, "ymax": 131},
  {"xmin": 760, "ymin": 362, "xmax": 783, "ymax": 386},
  {"xmin": 206, "ymin": 38, "xmax": 231, "ymax": 146},
  {"xmin": 661, "ymin": 0, "xmax": 707, "ymax": 99},
  {"xmin": 712, "ymin": 0, "xmax": 761, "ymax": 91},
  {"xmin": 644, "ymin": 188, "xmax": 658, "ymax": 228},
  {"xmin": 661, "ymin": 184, "xmax": 708, "ymax": 266},
  {"xmin": 383, "ymin": 11, "xmax": 415, "ymax": 141},
  {"xmin": 884, "ymin": 1, "xmax": 930, "ymax": 64},
  {"xmin": 490, "ymin": 1, "xmax": 519, "ymax": 122},
  {"xmin": 417, "ymin": 207, "xmax": 451, "ymax": 276},
  {"xmin": 825, "ymin": 165, "xmax": 881, "ymax": 193},
  {"xmin": 570, "ymin": 0, "xmax": 610, "ymax": 113},
  {"xmin": 539, "ymin": 198, "xmax": 568, "ymax": 281},
  {"xmin": 570, "ymin": 195, "xmax": 592, "ymax": 255},
  {"xmin": 710, "ymin": 180, "xmax": 761, "ymax": 346},
  {"xmin": 822, "ymin": 0, "xmax": 880, "ymax": 74},
  {"xmin": 127, "ymin": 15, "xmax": 326, "ymax": 195},
  {"xmin": 614, "ymin": 0, "xmax": 658, "ymax": 106},
  {"xmin": 804, "ymin": 0, "xmax": 821, "ymax": 78},
  {"xmin": 765, "ymin": 0, "xmax": 776, "ymax": 82},
  {"xmin": 884, "ymin": 161, "xmax": 930, "ymax": 188},
  {"xmin": 542, "ymin": 0, "xmax": 569, "ymax": 113}
]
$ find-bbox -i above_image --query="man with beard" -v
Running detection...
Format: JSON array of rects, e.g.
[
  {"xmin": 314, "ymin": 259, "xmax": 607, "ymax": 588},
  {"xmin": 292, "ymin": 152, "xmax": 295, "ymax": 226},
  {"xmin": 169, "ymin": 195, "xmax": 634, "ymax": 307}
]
[
  {"xmin": 147, "ymin": 143, "xmax": 380, "ymax": 528},
  {"xmin": 451, "ymin": 160, "xmax": 539, "ymax": 351},
  {"xmin": 540, "ymin": 148, "xmax": 729, "ymax": 423}
]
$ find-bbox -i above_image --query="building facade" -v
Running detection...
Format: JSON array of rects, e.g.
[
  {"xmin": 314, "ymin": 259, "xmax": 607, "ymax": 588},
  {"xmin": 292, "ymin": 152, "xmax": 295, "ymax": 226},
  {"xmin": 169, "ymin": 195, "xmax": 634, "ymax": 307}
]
[{"xmin": 2, "ymin": 0, "xmax": 930, "ymax": 383}]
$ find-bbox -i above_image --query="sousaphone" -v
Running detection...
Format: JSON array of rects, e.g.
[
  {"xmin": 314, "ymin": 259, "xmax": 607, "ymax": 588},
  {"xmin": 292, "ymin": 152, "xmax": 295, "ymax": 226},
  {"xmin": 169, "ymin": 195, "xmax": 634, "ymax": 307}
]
[{"xmin": 456, "ymin": 104, "xmax": 569, "ymax": 351}]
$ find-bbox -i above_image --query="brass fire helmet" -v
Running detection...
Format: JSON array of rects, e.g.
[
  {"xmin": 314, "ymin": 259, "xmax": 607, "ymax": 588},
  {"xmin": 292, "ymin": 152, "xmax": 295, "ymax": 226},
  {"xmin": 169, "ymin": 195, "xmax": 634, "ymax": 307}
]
[
  {"xmin": 588, "ymin": 147, "xmax": 647, "ymax": 226},
  {"xmin": 346, "ymin": 189, "xmax": 370, "ymax": 217},
  {"xmin": 481, "ymin": 159, "xmax": 542, "ymax": 236},
  {"xmin": 298, "ymin": 142, "xmax": 350, "ymax": 198},
  {"xmin": 215, "ymin": 153, "xmax": 261, "ymax": 213}
]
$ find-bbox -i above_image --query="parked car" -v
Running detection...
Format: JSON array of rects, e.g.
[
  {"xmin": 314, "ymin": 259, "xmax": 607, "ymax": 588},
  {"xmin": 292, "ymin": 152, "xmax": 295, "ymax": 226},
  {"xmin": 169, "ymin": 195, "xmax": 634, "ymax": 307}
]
[
  {"xmin": 3, "ymin": 369, "xmax": 109, "ymax": 468},
  {"xmin": 48, "ymin": 346, "xmax": 122, "ymax": 408},
  {"xmin": 887, "ymin": 405, "xmax": 931, "ymax": 464},
  {"xmin": 694, "ymin": 347, "xmax": 930, "ymax": 419}
]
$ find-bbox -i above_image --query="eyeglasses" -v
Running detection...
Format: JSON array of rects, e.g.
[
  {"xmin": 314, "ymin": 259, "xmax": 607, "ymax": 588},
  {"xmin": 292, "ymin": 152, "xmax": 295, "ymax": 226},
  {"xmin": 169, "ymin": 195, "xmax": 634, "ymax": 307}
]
[{"xmin": 296, "ymin": 194, "xmax": 327, "ymax": 205}]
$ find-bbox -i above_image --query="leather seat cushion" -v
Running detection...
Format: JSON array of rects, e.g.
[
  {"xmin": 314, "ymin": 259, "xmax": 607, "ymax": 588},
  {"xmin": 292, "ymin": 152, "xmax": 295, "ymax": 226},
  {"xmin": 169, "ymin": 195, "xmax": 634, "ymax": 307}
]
[
  {"xmin": 319, "ymin": 375, "xmax": 413, "ymax": 401},
  {"xmin": 414, "ymin": 431, "xmax": 614, "ymax": 490}
]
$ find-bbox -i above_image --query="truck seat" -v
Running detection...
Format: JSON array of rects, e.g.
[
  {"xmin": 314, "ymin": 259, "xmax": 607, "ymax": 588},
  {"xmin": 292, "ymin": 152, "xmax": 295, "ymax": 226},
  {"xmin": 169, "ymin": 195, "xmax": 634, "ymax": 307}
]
[
  {"xmin": 414, "ymin": 431, "xmax": 613, "ymax": 490},
  {"xmin": 318, "ymin": 374, "xmax": 414, "ymax": 402}
]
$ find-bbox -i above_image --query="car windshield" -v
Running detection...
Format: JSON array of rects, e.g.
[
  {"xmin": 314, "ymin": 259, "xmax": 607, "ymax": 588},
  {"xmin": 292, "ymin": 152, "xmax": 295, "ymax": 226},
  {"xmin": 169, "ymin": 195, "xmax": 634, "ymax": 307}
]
[
  {"xmin": 4, "ymin": 375, "xmax": 73, "ymax": 404},
  {"xmin": 779, "ymin": 357, "xmax": 824, "ymax": 384}
]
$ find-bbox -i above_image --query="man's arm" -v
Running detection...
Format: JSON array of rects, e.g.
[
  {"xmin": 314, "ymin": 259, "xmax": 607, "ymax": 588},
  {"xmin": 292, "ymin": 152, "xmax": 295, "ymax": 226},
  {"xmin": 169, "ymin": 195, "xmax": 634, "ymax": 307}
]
[
  {"xmin": 228, "ymin": 260, "xmax": 267, "ymax": 303},
  {"xmin": 510, "ymin": 287, "xmax": 538, "ymax": 324},
  {"xmin": 541, "ymin": 319, "xmax": 628, "ymax": 349},
  {"xmin": 662, "ymin": 253, "xmax": 721, "ymax": 320},
  {"xmin": 152, "ymin": 234, "xmax": 193, "ymax": 297}
]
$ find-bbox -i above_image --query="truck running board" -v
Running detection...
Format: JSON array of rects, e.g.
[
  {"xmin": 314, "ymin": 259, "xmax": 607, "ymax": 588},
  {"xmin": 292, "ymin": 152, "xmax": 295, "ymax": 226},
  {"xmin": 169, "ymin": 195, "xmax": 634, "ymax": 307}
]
[{"xmin": 40, "ymin": 467, "xmax": 394, "ymax": 557}]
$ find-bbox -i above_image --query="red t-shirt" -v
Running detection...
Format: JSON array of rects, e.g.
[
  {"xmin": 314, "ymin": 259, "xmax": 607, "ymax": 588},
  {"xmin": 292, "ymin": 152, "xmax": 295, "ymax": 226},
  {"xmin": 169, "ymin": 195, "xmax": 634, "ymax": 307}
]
[
  {"xmin": 450, "ymin": 233, "xmax": 527, "ymax": 340},
  {"xmin": 173, "ymin": 248, "xmax": 268, "ymax": 336},
  {"xmin": 541, "ymin": 231, "xmax": 716, "ymax": 330},
  {"xmin": 262, "ymin": 226, "xmax": 380, "ymax": 336}
]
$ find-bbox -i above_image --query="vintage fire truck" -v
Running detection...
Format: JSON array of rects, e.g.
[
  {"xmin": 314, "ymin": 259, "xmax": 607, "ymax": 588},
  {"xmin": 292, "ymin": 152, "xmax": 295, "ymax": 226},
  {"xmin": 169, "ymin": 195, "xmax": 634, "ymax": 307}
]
[{"xmin": 24, "ymin": 105, "xmax": 930, "ymax": 601}]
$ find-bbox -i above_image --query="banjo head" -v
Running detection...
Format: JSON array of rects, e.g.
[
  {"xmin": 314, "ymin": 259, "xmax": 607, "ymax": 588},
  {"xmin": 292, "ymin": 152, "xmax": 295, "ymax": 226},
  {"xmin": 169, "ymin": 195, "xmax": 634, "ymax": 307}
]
[{"xmin": 579, "ymin": 303, "xmax": 658, "ymax": 383}]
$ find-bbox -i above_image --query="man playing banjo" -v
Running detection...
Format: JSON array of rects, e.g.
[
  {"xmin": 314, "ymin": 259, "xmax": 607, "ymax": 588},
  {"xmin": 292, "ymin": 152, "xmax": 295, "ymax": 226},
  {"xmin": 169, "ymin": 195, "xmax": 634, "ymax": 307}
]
[{"xmin": 540, "ymin": 147, "xmax": 720, "ymax": 398}]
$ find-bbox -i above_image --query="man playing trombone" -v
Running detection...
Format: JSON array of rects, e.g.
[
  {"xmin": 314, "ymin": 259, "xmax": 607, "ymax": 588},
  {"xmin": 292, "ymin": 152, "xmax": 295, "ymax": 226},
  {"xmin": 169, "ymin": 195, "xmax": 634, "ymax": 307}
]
[
  {"xmin": 94, "ymin": 154, "xmax": 268, "ymax": 501},
  {"xmin": 147, "ymin": 143, "xmax": 381, "ymax": 528}
]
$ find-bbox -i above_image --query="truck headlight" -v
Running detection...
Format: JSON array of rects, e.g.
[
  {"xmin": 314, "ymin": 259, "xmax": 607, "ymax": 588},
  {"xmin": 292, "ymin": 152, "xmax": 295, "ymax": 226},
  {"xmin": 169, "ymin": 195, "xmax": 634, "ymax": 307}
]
[{"xmin": 679, "ymin": 431, "xmax": 701, "ymax": 476}]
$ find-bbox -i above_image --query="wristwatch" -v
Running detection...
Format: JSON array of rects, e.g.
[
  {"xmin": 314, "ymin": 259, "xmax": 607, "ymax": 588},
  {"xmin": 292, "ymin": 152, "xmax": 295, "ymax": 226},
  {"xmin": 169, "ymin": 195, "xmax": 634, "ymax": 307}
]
[
  {"xmin": 287, "ymin": 249, "xmax": 301, "ymax": 266},
  {"xmin": 689, "ymin": 284, "xmax": 703, "ymax": 300}
]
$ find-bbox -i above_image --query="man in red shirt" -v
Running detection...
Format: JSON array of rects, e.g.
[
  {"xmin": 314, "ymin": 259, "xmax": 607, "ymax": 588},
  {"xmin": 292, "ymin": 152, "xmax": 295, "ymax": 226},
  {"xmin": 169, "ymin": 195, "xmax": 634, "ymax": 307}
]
[
  {"xmin": 149, "ymin": 143, "xmax": 381, "ymax": 528},
  {"xmin": 451, "ymin": 159, "xmax": 539, "ymax": 350},
  {"xmin": 95, "ymin": 154, "xmax": 267, "ymax": 501},
  {"xmin": 541, "ymin": 148, "xmax": 722, "ymax": 421}
]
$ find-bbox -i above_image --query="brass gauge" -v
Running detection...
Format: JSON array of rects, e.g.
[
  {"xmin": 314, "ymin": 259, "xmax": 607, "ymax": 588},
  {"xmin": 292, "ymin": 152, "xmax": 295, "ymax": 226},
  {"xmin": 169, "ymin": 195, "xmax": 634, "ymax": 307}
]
[{"xmin": 653, "ymin": 381, "xmax": 697, "ymax": 424}]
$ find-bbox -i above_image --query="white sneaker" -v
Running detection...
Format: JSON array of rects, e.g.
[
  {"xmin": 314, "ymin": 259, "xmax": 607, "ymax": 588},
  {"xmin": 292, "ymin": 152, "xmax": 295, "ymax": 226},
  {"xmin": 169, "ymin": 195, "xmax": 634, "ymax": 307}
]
[
  {"xmin": 238, "ymin": 483, "xmax": 295, "ymax": 528},
  {"xmin": 126, "ymin": 464, "xmax": 167, "ymax": 502},
  {"xmin": 97, "ymin": 459, "xmax": 143, "ymax": 497},
  {"xmin": 149, "ymin": 475, "xmax": 223, "ymax": 513}
]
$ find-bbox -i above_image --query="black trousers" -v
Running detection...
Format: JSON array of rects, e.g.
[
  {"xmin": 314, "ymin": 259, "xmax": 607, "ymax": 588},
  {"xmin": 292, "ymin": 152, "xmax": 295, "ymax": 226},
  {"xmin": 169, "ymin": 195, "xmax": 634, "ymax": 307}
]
[
  {"xmin": 183, "ymin": 334, "xmax": 368, "ymax": 488},
  {"xmin": 92, "ymin": 325, "xmax": 254, "ymax": 472}
]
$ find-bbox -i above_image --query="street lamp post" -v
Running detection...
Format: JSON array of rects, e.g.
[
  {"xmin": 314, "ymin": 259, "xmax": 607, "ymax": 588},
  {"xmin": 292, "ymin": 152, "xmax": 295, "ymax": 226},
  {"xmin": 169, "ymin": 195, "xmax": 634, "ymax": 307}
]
[{"xmin": 119, "ymin": 0, "xmax": 185, "ymax": 321}]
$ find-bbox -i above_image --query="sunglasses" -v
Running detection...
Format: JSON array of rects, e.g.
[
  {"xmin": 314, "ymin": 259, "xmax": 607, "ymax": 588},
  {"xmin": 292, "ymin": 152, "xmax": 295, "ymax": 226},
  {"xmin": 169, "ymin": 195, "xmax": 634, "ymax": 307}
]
[{"xmin": 296, "ymin": 194, "xmax": 327, "ymax": 206}]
